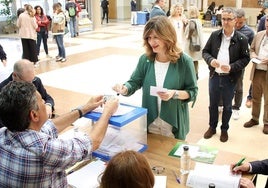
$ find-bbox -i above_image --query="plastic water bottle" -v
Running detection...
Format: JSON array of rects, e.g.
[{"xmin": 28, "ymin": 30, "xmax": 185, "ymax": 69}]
[
  {"xmin": 180, "ymin": 146, "xmax": 191, "ymax": 174},
  {"xmin": 209, "ymin": 183, "xmax": 216, "ymax": 188}
]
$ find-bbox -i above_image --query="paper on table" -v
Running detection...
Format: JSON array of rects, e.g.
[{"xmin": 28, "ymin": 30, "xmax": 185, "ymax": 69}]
[
  {"xmin": 251, "ymin": 58, "xmax": 261, "ymax": 64},
  {"xmin": 67, "ymin": 159, "xmax": 106, "ymax": 188},
  {"xmin": 169, "ymin": 142, "xmax": 218, "ymax": 164},
  {"xmin": 154, "ymin": 176, "xmax": 167, "ymax": 188},
  {"xmin": 186, "ymin": 162, "xmax": 241, "ymax": 188},
  {"xmin": 150, "ymin": 86, "xmax": 168, "ymax": 97},
  {"xmin": 92, "ymin": 104, "xmax": 135, "ymax": 116},
  {"xmin": 67, "ymin": 161, "xmax": 166, "ymax": 188}
]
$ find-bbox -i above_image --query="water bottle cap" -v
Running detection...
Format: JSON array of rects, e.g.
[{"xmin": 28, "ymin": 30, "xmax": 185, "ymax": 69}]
[
  {"xmin": 209, "ymin": 183, "xmax": 216, "ymax": 188},
  {"xmin": 183, "ymin": 146, "xmax": 189, "ymax": 151}
]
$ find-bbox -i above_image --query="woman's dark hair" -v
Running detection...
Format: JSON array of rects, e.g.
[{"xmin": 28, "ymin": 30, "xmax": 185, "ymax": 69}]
[
  {"xmin": 34, "ymin": 5, "xmax": 44, "ymax": 15},
  {"xmin": 17, "ymin": 8, "xmax": 25, "ymax": 17}
]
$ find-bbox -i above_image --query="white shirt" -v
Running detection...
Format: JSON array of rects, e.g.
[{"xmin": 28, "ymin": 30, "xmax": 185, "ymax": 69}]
[{"xmin": 216, "ymin": 30, "xmax": 234, "ymax": 73}]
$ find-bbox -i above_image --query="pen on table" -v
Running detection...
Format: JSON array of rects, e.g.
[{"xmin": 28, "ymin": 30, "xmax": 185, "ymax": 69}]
[
  {"xmin": 172, "ymin": 170, "xmax": 181, "ymax": 184},
  {"xmin": 67, "ymin": 170, "xmax": 75, "ymax": 175},
  {"xmin": 233, "ymin": 157, "xmax": 246, "ymax": 169}
]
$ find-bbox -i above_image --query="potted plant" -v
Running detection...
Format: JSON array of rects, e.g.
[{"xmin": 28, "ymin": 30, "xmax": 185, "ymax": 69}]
[{"xmin": 0, "ymin": 0, "xmax": 17, "ymax": 34}]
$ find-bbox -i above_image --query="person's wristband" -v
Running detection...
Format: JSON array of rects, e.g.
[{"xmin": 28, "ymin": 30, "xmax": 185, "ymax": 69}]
[
  {"xmin": 173, "ymin": 90, "xmax": 179, "ymax": 99},
  {"xmin": 72, "ymin": 107, "xmax": 83, "ymax": 118}
]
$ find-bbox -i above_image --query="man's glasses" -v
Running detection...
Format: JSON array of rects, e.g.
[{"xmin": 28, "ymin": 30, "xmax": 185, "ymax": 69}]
[{"xmin": 222, "ymin": 18, "xmax": 235, "ymax": 22}]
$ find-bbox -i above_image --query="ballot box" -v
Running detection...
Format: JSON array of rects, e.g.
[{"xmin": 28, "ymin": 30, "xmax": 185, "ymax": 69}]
[
  {"xmin": 137, "ymin": 11, "xmax": 149, "ymax": 25},
  {"xmin": 84, "ymin": 103, "xmax": 148, "ymax": 161}
]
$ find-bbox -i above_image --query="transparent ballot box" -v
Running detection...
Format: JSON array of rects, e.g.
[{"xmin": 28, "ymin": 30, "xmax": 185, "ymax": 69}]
[{"xmin": 84, "ymin": 103, "xmax": 148, "ymax": 161}]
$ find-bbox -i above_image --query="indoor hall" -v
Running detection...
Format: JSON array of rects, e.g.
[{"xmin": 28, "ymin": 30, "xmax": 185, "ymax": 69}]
[{"xmin": 0, "ymin": 20, "xmax": 267, "ymax": 187}]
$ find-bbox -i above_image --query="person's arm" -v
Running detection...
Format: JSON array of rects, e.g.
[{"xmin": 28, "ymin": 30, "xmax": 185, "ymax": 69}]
[
  {"xmin": 87, "ymin": 98, "xmax": 118, "ymax": 150},
  {"xmin": 249, "ymin": 34, "xmax": 258, "ymax": 59},
  {"xmin": 52, "ymin": 95, "xmax": 118, "ymax": 135},
  {"xmin": 250, "ymin": 159, "xmax": 268, "ymax": 175},
  {"xmin": 33, "ymin": 77, "xmax": 55, "ymax": 108},
  {"xmin": 0, "ymin": 45, "xmax": 7, "ymax": 66}
]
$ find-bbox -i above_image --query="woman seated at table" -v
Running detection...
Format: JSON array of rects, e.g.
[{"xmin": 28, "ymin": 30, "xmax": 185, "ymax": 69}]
[{"xmin": 99, "ymin": 150, "xmax": 155, "ymax": 188}]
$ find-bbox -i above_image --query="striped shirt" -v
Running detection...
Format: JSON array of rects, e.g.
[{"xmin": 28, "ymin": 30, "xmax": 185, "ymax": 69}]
[{"xmin": 0, "ymin": 120, "xmax": 92, "ymax": 188}]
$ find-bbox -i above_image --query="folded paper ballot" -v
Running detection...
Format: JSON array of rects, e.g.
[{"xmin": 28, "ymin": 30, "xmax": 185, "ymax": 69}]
[
  {"xmin": 186, "ymin": 163, "xmax": 241, "ymax": 188},
  {"xmin": 251, "ymin": 58, "xmax": 261, "ymax": 64},
  {"xmin": 150, "ymin": 86, "xmax": 168, "ymax": 97}
]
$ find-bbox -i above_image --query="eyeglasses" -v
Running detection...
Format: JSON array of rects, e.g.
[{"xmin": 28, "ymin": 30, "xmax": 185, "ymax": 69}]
[
  {"xmin": 222, "ymin": 18, "xmax": 235, "ymax": 22},
  {"xmin": 152, "ymin": 166, "xmax": 165, "ymax": 174}
]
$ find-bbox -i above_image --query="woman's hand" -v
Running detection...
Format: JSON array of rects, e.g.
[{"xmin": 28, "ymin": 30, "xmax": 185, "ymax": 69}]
[
  {"xmin": 112, "ymin": 84, "xmax": 128, "ymax": 95},
  {"xmin": 157, "ymin": 90, "xmax": 175, "ymax": 101}
]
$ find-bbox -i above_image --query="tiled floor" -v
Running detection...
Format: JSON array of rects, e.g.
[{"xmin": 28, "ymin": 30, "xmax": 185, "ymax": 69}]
[{"xmin": 0, "ymin": 21, "xmax": 267, "ymax": 187}]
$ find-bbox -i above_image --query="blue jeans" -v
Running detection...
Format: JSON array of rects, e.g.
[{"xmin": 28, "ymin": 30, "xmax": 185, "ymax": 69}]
[
  {"xmin": 69, "ymin": 16, "xmax": 77, "ymax": 37},
  {"xmin": 209, "ymin": 74, "xmax": 236, "ymax": 131},
  {"xmin": 54, "ymin": 35, "xmax": 65, "ymax": 58},
  {"xmin": 36, "ymin": 31, "xmax": 48, "ymax": 55}
]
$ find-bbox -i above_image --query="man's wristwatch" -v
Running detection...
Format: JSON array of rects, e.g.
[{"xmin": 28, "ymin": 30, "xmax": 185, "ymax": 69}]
[
  {"xmin": 173, "ymin": 91, "xmax": 179, "ymax": 99},
  {"xmin": 71, "ymin": 107, "xmax": 83, "ymax": 118}
]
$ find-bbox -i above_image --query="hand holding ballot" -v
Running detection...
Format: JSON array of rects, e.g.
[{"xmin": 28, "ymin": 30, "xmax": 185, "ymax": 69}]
[
  {"xmin": 112, "ymin": 84, "xmax": 128, "ymax": 96},
  {"xmin": 251, "ymin": 57, "xmax": 268, "ymax": 64},
  {"xmin": 150, "ymin": 86, "xmax": 175, "ymax": 101}
]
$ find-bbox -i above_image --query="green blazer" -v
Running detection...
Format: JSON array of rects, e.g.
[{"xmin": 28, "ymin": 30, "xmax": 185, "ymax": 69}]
[{"xmin": 124, "ymin": 53, "xmax": 198, "ymax": 140}]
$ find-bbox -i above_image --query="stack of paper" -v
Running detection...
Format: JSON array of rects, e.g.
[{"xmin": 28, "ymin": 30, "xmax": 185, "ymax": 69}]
[
  {"xmin": 186, "ymin": 163, "xmax": 241, "ymax": 188},
  {"xmin": 67, "ymin": 159, "xmax": 106, "ymax": 188}
]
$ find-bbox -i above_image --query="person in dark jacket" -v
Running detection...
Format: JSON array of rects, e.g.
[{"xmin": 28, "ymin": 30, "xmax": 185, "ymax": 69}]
[
  {"xmin": 202, "ymin": 8, "xmax": 250, "ymax": 142},
  {"xmin": 0, "ymin": 44, "xmax": 7, "ymax": 67},
  {"xmin": 101, "ymin": 0, "xmax": 109, "ymax": 24},
  {"xmin": 0, "ymin": 59, "xmax": 55, "ymax": 118},
  {"xmin": 231, "ymin": 159, "xmax": 268, "ymax": 188}
]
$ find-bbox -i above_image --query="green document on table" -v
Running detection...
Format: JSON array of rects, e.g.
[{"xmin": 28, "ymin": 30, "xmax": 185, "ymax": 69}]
[{"xmin": 169, "ymin": 142, "xmax": 218, "ymax": 164}]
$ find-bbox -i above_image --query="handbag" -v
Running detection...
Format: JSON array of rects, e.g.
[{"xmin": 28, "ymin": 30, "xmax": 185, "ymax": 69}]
[
  {"xmin": 188, "ymin": 20, "xmax": 201, "ymax": 52},
  {"xmin": 189, "ymin": 39, "xmax": 201, "ymax": 52},
  {"xmin": 189, "ymin": 38, "xmax": 201, "ymax": 52}
]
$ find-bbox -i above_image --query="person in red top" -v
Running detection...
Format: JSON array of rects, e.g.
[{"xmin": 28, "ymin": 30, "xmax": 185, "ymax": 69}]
[
  {"xmin": 34, "ymin": 5, "xmax": 51, "ymax": 59},
  {"xmin": 75, "ymin": 0, "xmax": 82, "ymax": 36}
]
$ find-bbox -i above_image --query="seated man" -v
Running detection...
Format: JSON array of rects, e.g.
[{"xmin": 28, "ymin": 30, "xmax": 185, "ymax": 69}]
[
  {"xmin": 0, "ymin": 59, "xmax": 54, "ymax": 118},
  {"xmin": 0, "ymin": 81, "xmax": 119, "ymax": 187}
]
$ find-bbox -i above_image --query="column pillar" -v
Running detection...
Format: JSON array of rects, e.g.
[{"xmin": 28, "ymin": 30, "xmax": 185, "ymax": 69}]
[
  {"xmin": 91, "ymin": 0, "xmax": 101, "ymax": 30},
  {"xmin": 236, "ymin": 0, "xmax": 242, "ymax": 8}
]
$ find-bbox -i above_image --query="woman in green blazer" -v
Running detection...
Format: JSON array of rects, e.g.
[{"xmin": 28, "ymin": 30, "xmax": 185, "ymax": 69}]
[{"xmin": 113, "ymin": 16, "xmax": 198, "ymax": 140}]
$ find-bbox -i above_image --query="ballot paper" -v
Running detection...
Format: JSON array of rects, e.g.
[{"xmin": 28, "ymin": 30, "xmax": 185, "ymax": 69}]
[
  {"xmin": 150, "ymin": 86, "xmax": 168, "ymax": 97},
  {"xmin": 251, "ymin": 58, "xmax": 261, "ymax": 64},
  {"xmin": 67, "ymin": 160, "xmax": 167, "ymax": 188},
  {"xmin": 92, "ymin": 104, "xmax": 135, "ymax": 116},
  {"xmin": 186, "ymin": 162, "xmax": 241, "ymax": 188},
  {"xmin": 67, "ymin": 159, "xmax": 106, "ymax": 188}
]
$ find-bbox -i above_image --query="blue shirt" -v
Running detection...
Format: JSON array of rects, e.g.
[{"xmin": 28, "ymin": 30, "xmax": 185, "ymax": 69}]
[{"xmin": 0, "ymin": 120, "xmax": 92, "ymax": 187}]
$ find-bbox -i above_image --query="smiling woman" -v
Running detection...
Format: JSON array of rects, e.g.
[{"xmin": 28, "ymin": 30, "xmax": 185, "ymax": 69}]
[{"xmin": 112, "ymin": 16, "xmax": 198, "ymax": 140}]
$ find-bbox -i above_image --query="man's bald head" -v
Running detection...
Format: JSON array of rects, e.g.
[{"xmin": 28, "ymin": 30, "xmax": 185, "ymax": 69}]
[{"xmin": 13, "ymin": 59, "xmax": 35, "ymax": 83}]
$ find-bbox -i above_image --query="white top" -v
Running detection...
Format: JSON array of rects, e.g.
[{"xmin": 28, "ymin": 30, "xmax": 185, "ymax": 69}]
[{"xmin": 216, "ymin": 31, "xmax": 234, "ymax": 73}]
